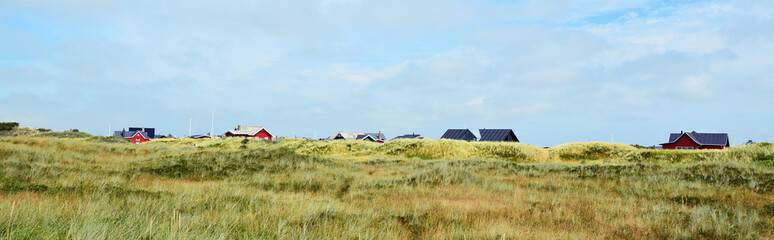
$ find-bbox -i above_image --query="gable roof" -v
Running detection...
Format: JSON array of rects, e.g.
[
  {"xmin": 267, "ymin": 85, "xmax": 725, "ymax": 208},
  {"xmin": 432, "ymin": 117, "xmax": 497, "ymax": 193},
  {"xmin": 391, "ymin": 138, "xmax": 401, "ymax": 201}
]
[
  {"xmin": 329, "ymin": 132, "xmax": 365, "ymax": 140},
  {"xmin": 128, "ymin": 127, "xmax": 155, "ymax": 139},
  {"xmin": 364, "ymin": 132, "xmax": 386, "ymax": 141},
  {"xmin": 355, "ymin": 134, "xmax": 376, "ymax": 141},
  {"xmin": 190, "ymin": 134, "xmax": 212, "ymax": 139},
  {"xmin": 391, "ymin": 134, "xmax": 423, "ymax": 140},
  {"xmin": 661, "ymin": 131, "xmax": 729, "ymax": 146},
  {"xmin": 441, "ymin": 129, "xmax": 477, "ymax": 141},
  {"xmin": 479, "ymin": 129, "xmax": 519, "ymax": 142},
  {"xmin": 226, "ymin": 125, "xmax": 272, "ymax": 137},
  {"xmin": 114, "ymin": 130, "xmax": 151, "ymax": 140},
  {"xmin": 329, "ymin": 132, "xmax": 384, "ymax": 141}
]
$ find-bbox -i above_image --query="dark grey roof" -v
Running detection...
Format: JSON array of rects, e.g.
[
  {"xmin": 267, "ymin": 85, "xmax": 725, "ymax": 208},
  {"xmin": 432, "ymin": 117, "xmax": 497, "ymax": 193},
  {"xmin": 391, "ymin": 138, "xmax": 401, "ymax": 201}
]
[
  {"xmin": 479, "ymin": 129, "xmax": 519, "ymax": 142},
  {"xmin": 364, "ymin": 132, "xmax": 385, "ymax": 141},
  {"xmin": 190, "ymin": 134, "xmax": 212, "ymax": 139},
  {"xmin": 114, "ymin": 130, "xmax": 151, "ymax": 140},
  {"xmin": 662, "ymin": 131, "xmax": 729, "ymax": 146},
  {"xmin": 356, "ymin": 134, "xmax": 376, "ymax": 141},
  {"xmin": 391, "ymin": 134, "xmax": 422, "ymax": 140},
  {"xmin": 440, "ymin": 129, "xmax": 477, "ymax": 141},
  {"xmin": 129, "ymin": 127, "xmax": 155, "ymax": 139}
]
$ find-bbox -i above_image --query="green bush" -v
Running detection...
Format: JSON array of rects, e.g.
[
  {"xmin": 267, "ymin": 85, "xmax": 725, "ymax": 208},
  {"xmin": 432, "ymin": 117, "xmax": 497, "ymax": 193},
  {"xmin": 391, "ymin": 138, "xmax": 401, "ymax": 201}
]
[{"xmin": 0, "ymin": 122, "xmax": 19, "ymax": 131}]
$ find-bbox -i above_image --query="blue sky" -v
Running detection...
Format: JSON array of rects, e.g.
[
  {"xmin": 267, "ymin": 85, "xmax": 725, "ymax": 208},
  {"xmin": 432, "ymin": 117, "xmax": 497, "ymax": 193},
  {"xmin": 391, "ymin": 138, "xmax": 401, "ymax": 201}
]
[{"xmin": 1, "ymin": 0, "xmax": 772, "ymax": 146}]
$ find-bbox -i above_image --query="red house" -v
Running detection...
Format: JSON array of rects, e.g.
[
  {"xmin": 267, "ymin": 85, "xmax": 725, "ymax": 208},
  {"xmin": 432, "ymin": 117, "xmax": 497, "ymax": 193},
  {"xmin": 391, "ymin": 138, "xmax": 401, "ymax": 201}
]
[
  {"xmin": 225, "ymin": 125, "xmax": 273, "ymax": 140},
  {"xmin": 114, "ymin": 129, "xmax": 151, "ymax": 144},
  {"xmin": 660, "ymin": 131, "xmax": 730, "ymax": 150}
]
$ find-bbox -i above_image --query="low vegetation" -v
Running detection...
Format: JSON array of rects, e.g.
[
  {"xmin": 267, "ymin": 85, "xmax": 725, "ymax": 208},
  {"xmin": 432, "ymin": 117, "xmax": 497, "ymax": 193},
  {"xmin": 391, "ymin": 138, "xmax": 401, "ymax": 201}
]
[{"xmin": 1, "ymin": 134, "xmax": 773, "ymax": 239}]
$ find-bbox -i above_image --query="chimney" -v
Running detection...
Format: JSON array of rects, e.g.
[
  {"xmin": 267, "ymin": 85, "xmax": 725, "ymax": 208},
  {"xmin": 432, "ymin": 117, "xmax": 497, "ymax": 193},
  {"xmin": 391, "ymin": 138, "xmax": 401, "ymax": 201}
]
[
  {"xmin": 237, "ymin": 125, "xmax": 241, "ymax": 130},
  {"xmin": 142, "ymin": 127, "xmax": 145, "ymax": 132}
]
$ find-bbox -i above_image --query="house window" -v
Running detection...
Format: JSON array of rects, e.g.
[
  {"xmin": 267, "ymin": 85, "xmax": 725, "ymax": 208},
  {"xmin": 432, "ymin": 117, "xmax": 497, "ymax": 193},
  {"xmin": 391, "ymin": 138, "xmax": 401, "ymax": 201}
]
[{"xmin": 676, "ymin": 146, "xmax": 694, "ymax": 150}]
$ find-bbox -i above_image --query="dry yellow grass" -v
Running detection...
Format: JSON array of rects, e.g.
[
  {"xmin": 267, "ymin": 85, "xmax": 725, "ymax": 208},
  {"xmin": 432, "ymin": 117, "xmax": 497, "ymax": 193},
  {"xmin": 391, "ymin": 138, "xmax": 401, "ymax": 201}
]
[{"xmin": 1, "ymin": 136, "xmax": 773, "ymax": 239}]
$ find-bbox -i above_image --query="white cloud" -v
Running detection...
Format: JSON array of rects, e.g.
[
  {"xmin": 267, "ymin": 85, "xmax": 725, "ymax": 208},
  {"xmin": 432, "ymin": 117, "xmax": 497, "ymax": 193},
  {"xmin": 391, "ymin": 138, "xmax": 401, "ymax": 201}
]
[
  {"xmin": 678, "ymin": 75, "xmax": 713, "ymax": 99},
  {"xmin": 2, "ymin": 0, "xmax": 774, "ymax": 144},
  {"xmin": 466, "ymin": 96, "xmax": 485, "ymax": 107}
]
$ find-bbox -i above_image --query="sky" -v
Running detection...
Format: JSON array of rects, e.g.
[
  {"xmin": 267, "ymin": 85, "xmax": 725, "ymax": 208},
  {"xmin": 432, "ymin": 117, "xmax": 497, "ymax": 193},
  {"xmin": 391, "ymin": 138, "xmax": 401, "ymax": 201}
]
[{"xmin": 1, "ymin": 0, "xmax": 773, "ymax": 146}]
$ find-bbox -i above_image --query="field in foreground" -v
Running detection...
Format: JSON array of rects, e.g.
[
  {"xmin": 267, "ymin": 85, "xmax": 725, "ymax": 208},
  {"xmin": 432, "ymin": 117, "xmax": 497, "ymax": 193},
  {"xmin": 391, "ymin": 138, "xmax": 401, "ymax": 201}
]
[{"xmin": 1, "ymin": 136, "xmax": 774, "ymax": 239}]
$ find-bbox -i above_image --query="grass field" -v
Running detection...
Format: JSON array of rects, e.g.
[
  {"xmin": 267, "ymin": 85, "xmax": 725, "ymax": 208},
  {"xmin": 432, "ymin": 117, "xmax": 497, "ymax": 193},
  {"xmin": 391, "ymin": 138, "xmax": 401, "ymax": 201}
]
[{"xmin": 1, "ymin": 134, "xmax": 774, "ymax": 239}]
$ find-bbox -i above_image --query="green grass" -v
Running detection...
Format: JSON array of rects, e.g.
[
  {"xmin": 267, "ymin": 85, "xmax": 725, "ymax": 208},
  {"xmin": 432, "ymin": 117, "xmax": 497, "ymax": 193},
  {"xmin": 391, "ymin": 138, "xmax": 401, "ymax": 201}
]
[{"xmin": 1, "ymin": 136, "xmax": 773, "ymax": 239}]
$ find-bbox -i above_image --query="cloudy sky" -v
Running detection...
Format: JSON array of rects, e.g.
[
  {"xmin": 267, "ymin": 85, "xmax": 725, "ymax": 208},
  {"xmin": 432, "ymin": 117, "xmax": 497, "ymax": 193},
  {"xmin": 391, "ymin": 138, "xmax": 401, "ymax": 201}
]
[{"xmin": 1, "ymin": 0, "xmax": 772, "ymax": 146}]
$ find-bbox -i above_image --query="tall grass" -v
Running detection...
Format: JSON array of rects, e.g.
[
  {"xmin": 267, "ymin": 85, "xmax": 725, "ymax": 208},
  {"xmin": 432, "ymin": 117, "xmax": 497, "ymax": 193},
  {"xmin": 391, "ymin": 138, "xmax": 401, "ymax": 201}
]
[{"xmin": 1, "ymin": 136, "xmax": 773, "ymax": 239}]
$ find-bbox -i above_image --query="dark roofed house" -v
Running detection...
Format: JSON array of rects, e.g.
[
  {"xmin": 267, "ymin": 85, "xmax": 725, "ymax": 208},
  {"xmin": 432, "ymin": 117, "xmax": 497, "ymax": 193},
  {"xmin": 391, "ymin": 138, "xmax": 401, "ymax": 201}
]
[
  {"xmin": 479, "ymin": 129, "xmax": 519, "ymax": 142},
  {"xmin": 129, "ymin": 127, "xmax": 155, "ymax": 139},
  {"xmin": 190, "ymin": 134, "xmax": 212, "ymax": 139},
  {"xmin": 441, "ymin": 129, "xmax": 477, "ymax": 142},
  {"xmin": 156, "ymin": 134, "xmax": 176, "ymax": 139},
  {"xmin": 391, "ymin": 133, "xmax": 423, "ymax": 140},
  {"xmin": 114, "ymin": 129, "xmax": 151, "ymax": 144},
  {"xmin": 355, "ymin": 134, "xmax": 377, "ymax": 142},
  {"xmin": 330, "ymin": 131, "xmax": 386, "ymax": 143},
  {"xmin": 660, "ymin": 131, "xmax": 729, "ymax": 150},
  {"xmin": 364, "ymin": 132, "xmax": 386, "ymax": 143}
]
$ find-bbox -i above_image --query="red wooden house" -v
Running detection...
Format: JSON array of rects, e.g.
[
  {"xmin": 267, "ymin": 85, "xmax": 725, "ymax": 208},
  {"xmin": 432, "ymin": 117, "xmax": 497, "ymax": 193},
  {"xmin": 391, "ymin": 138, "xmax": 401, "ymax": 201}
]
[
  {"xmin": 114, "ymin": 129, "xmax": 151, "ymax": 144},
  {"xmin": 225, "ymin": 125, "xmax": 273, "ymax": 140},
  {"xmin": 660, "ymin": 131, "xmax": 729, "ymax": 150}
]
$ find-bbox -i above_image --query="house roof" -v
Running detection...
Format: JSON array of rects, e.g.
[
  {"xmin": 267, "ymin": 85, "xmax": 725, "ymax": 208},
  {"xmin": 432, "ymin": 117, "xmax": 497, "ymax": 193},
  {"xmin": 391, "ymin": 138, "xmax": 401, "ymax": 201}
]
[
  {"xmin": 661, "ymin": 131, "xmax": 729, "ymax": 146},
  {"xmin": 226, "ymin": 125, "xmax": 272, "ymax": 136},
  {"xmin": 441, "ymin": 129, "xmax": 476, "ymax": 140},
  {"xmin": 329, "ymin": 132, "xmax": 385, "ymax": 141},
  {"xmin": 329, "ymin": 132, "xmax": 365, "ymax": 140},
  {"xmin": 391, "ymin": 134, "xmax": 423, "ymax": 140},
  {"xmin": 364, "ymin": 132, "xmax": 386, "ymax": 141},
  {"xmin": 479, "ymin": 129, "xmax": 519, "ymax": 142},
  {"xmin": 129, "ymin": 127, "xmax": 155, "ymax": 139},
  {"xmin": 190, "ymin": 134, "xmax": 212, "ymax": 139},
  {"xmin": 355, "ymin": 134, "xmax": 376, "ymax": 141},
  {"xmin": 114, "ymin": 130, "xmax": 151, "ymax": 140}
]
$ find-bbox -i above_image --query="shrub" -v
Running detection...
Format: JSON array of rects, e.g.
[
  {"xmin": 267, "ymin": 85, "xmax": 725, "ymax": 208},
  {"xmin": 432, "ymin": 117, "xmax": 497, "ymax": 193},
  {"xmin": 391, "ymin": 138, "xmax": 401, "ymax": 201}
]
[{"xmin": 0, "ymin": 122, "xmax": 19, "ymax": 131}]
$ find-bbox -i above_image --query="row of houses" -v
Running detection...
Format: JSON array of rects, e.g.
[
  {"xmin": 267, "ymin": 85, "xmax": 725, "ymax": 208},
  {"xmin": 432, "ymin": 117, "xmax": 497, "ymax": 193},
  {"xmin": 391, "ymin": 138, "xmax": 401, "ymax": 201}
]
[
  {"xmin": 113, "ymin": 127, "xmax": 175, "ymax": 144},
  {"xmin": 113, "ymin": 125, "xmax": 730, "ymax": 150},
  {"xmin": 438, "ymin": 129, "xmax": 730, "ymax": 149}
]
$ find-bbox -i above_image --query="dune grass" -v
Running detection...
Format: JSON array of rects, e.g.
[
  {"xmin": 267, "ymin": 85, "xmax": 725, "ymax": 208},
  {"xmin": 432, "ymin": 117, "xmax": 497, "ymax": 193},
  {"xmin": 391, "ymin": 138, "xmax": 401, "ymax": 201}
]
[{"xmin": 1, "ymin": 136, "xmax": 773, "ymax": 239}]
